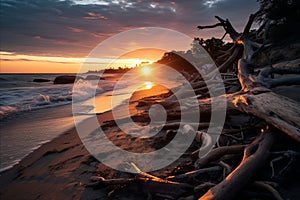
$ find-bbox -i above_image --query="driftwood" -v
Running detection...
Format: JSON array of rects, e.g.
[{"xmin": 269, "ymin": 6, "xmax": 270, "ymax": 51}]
[
  {"xmin": 167, "ymin": 166, "xmax": 222, "ymax": 182},
  {"xmin": 231, "ymin": 92, "xmax": 300, "ymax": 141},
  {"xmin": 196, "ymin": 13, "xmax": 300, "ymax": 143},
  {"xmin": 88, "ymin": 176, "xmax": 192, "ymax": 198},
  {"xmin": 88, "ymin": 163, "xmax": 193, "ymax": 198},
  {"xmin": 194, "ymin": 182, "xmax": 216, "ymax": 193},
  {"xmin": 192, "ymin": 11, "xmax": 300, "ymax": 199},
  {"xmin": 87, "ymin": 7, "xmax": 299, "ymax": 200},
  {"xmin": 193, "ymin": 145, "xmax": 246, "ymax": 167},
  {"xmin": 200, "ymin": 131, "xmax": 275, "ymax": 200},
  {"xmin": 251, "ymin": 181, "xmax": 284, "ymax": 200}
]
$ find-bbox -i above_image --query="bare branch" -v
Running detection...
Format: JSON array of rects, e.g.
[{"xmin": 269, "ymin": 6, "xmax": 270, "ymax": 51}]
[
  {"xmin": 194, "ymin": 182, "xmax": 216, "ymax": 193},
  {"xmin": 252, "ymin": 181, "xmax": 284, "ymax": 200},
  {"xmin": 217, "ymin": 45, "xmax": 243, "ymax": 73},
  {"xmin": 87, "ymin": 176, "xmax": 192, "ymax": 198},
  {"xmin": 242, "ymin": 11, "xmax": 260, "ymax": 38},
  {"xmin": 273, "ymin": 68, "xmax": 300, "ymax": 75},
  {"xmin": 167, "ymin": 166, "xmax": 222, "ymax": 182},
  {"xmin": 197, "ymin": 23, "xmax": 222, "ymax": 30},
  {"xmin": 197, "ymin": 16, "xmax": 240, "ymax": 41},
  {"xmin": 130, "ymin": 162, "xmax": 178, "ymax": 184},
  {"xmin": 266, "ymin": 76, "xmax": 300, "ymax": 88},
  {"xmin": 258, "ymin": 65, "xmax": 300, "ymax": 78},
  {"xmin": 193, "ymin": 145, "xmax": 246, "ymax": 168},
  {"xmin": 200, "ymin": 131, "xmax": 275, "ymax": 200},
  {"xmin": 220, "ymin": 32, "xmax": 227, "ymax": 40}
]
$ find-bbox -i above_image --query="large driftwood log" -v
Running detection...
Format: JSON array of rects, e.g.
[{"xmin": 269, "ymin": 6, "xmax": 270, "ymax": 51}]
[
  {"xmin": 231, "ymin": 92, "xmax": 300, "ymax": 142},
  {"xmin": 197, "ymin": 13, "xmax": 300, "ymax": 143},
  {"xmin": 200, "ymin": 131, "xmax": 275, "ymax": 200}
]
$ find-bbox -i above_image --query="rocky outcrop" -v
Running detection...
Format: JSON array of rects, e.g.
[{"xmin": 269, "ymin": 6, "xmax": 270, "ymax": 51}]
[
  {"xmin": 53, "ymin": 76, "xmax": 82, "ymax": 84},
  {"xmin": 33, "ymin": 78, "xmax": 51, "ymax": 83}
]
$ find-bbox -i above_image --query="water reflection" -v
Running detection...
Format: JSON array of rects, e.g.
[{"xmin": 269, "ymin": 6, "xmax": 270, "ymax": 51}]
[{"xmin": 144, "ymin": 81, "xmax": 153, "ymax": 90}]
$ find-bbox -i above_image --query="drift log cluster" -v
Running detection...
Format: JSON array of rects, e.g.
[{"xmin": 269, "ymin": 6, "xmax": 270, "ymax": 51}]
[{"xmin": 88, "ymin": 11, "xmax": 300, "ymax": 200}]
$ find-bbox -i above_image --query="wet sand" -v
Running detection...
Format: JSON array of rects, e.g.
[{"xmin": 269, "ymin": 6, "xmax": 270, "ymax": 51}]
[
  {"xmin": 0, "ymin": 85, "xmax": 172, "ymax": 200},
  {"xmin": 0, "ymin": 104, "xmax": 75, "ymax": 171}
]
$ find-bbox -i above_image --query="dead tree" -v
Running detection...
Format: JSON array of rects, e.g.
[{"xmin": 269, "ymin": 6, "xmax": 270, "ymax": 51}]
[
  {"xmin": 197, "ymin": 13, "xmax": 300, "ymax": 141},
  {"xmin": 195, "ymin": 12, "xmax": 300, "ymax": 199}
]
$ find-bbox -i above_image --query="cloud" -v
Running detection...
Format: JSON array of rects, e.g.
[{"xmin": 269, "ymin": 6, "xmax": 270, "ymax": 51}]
[
  {"xmin": 84, "ymin": 12, "xmax": 108, "ymax": 20},
  {"xmin": 203, "ymin": 0, "xmax": 226, "ymax": 8},
  {"xmin": 0, "ymin": 50, "xmax": 150, "ymax": 66},
  {"xmin": 0, "ymin": 0, "xmax": 259, "ymax": 57}
]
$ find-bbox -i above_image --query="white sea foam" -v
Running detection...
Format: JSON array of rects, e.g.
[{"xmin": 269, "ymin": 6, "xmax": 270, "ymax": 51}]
[{"xmin": 0, "ymin": 74, "xmax": 121, "ymax": 118}]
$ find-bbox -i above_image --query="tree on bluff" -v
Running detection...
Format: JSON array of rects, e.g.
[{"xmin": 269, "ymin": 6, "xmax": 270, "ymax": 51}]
[{"xmin": 256, "ymin": 0, "xmax": 300, "ymax": 43}]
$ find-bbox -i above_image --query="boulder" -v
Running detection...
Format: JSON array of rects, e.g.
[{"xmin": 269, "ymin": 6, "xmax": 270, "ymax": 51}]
[
  {"xmin": 54, "ymin": 75, "xmax": 82, "ymax": 84},
  {"xmin": 33, "ymin": 78, "xmax": 51, "ymax": 83}
]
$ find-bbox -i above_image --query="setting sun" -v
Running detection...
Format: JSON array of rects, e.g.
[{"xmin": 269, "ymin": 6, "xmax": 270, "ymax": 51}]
[{"xmin": 141, "ymin": 66, "xmax": 151, "ymax": 76}]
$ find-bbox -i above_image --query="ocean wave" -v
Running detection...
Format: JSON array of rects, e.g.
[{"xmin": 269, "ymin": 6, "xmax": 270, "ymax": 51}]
[
  {"xmin": 0, "ymin": 106, "xmax": 18, "ymax": 116},
  {"xmin": 0, "ymin": 78, "xmax": 115, "ymax": 118}
]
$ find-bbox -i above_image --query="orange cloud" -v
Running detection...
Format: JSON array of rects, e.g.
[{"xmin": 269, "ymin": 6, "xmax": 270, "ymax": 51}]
[
  {"xmin": 0, "ymin": 49, "xmax": 166, "ymax": 73},
  {"xmin": 84, "ymin": 12, "xmax": 108, "ymax": 20},
  {"xmin": 69, "ymin": 27, "xmax": 85, "ymax": 33}
]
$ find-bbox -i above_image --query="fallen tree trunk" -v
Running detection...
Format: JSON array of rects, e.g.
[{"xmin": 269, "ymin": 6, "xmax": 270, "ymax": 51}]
[
  {"xmin": 197, "ymin": 13, "xmax": 300, "ymax": 142},
  {"xmin": 200, "ymin": 131, "xmax": 275, "ymax": 200},
  {"xmin": 231, "ymin": 92, "xmax": 300, "ymax": 142}
]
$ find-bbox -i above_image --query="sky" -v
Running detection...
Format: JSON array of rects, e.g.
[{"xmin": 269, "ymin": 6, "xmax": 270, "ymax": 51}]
[{"xmin": 0, "ymin": 0, "xmax": 259, "ymax": 73}]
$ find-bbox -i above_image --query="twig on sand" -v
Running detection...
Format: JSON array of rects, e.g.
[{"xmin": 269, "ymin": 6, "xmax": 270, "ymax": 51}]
[
  {"xmin": 88, "ymin": 163, "xmax": 193, "ymax": 198},
  {"xmin": 129, "ymin": 162, "xmax": 185, "ymax": 184},
  {"xmin": 167, "ymin": 166, "xmax": 222, "ymax": 182},
  {"xmin": 251, "ymin": 181, "xmax": 284, "ymax": 200}
]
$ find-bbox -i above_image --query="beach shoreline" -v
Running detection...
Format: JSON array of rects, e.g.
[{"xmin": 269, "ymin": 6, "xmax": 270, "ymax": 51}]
[
  {"xmin": 1, "ymin": 81, "xmax": 299, "ymax": 199},
  {"xmin": 0, "ymin": 72, "xmax": 141, "ymax": 171},
  {"xmin": 0, "ymin": 103, "xmax": 75, "ymax": 172},
  {"xmin": 0, "ymin": 84, "xmax": 173, "ymax": 200}
]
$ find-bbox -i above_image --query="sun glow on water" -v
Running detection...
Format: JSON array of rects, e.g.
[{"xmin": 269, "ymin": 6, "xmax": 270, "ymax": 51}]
[{"xmin": 144, "ymin": 81, "xmax": 153, "ymax": 90}]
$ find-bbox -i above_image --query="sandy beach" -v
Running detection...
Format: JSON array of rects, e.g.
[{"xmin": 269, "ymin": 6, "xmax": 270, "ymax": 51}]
[
  {"xmin": 0, "ymin": 85, "xmax": 179, "ymax": 200},
  {"xmin": 1, "ymin": 80, "xmax": 300, "ymax": 200}
]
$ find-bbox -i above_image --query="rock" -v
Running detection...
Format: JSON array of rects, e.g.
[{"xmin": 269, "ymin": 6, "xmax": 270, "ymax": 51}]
[
  {"xmin": 33, "ymin": 78, "xmax": 51, "ymax": 83},
  {"xmin": 85, "ymin": 75, "xmax": 104, "ymax": 80},
  {"xmin": 54, "ymin": 75, "xmax": 82, "ymax": 84}
]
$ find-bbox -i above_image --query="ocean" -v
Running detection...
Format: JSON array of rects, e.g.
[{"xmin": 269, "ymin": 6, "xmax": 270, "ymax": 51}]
[{"xmin": 0, "ymin": 70, "xmax": 182, "ymax": 172}]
